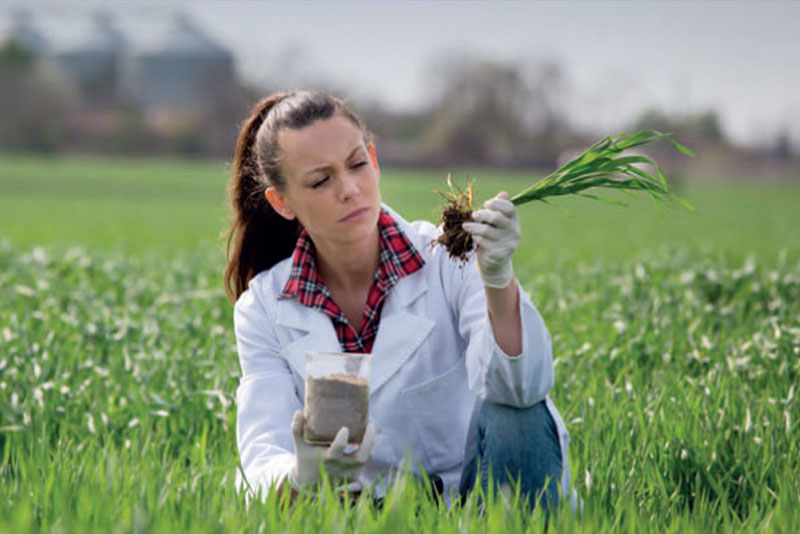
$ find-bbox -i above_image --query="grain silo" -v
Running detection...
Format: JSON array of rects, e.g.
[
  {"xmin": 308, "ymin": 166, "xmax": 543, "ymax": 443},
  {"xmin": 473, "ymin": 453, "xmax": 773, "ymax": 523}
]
[
  {"xmin": 54, "ymin": 11, "xmax": 128, "ymax": 106},
  {"xmin": 133, "ymin": 13, "xmax": 235, "ymax": 112}
]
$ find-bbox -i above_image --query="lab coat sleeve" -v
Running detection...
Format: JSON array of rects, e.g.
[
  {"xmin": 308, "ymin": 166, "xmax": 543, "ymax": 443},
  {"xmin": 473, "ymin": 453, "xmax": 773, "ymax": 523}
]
[
  {"xmin": 233, "ymin": 287, "xmax": 300, "ymax": 499},
  {"xmin": 451, "ymin": 255, "xmax": 554, "ymax": 407}
]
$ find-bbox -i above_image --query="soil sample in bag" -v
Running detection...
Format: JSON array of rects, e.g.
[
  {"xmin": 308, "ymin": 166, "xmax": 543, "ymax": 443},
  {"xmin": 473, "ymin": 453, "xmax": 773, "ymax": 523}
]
[{"xmin": 304, "ymin": 373, "xmax": 369, "ymax": 445}]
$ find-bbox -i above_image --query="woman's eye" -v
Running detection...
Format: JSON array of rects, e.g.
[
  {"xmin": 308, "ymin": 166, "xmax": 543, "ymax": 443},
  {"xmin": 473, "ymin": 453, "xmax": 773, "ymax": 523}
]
[
  {"xmin": 311, "ymin": 177, "xmax": 329, "ymax": 188},
  {"xmin": 351, "ymin": 161, "xmax": 367, "ymax": 169}
]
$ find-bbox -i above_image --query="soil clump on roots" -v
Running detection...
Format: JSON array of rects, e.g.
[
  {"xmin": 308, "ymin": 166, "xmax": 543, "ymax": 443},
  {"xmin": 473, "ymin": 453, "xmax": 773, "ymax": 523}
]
[{"xmin": 435, "ymin": 179, "xmax": 475, "ymax": 262}]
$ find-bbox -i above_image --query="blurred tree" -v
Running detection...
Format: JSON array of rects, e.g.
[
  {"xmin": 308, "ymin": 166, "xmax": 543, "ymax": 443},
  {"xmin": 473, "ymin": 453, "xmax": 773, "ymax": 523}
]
[
  {"xmin": 0, "ymin": 38, "xmax": 36, "ymax": 69},
  {"xmin": 632, "ymin": 108, "xmax": 726, "ymax": 146},
  {"xmin": 773, "ymin": 130, "xmax": 792, "ymax": 161},
  {"xmin": 0, "ymin": 38, "xmax": 74, "ymax": 153},
  {"xmin": 422, "ymin": 54, "xmax": 569, "ymax": 167},
  {"xmin": 631, "ymin": 108, "xmax": 674, "ymax": 134},
  {"xmin": 689, "ymin": 111, "xmax": 725, "ymax": 144}
]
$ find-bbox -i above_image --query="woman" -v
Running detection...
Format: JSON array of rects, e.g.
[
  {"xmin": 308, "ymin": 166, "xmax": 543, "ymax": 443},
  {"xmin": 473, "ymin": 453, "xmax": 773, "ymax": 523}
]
[{"xmin": 225, "ymin": 91, "xmax": 573, "ymax": 510}]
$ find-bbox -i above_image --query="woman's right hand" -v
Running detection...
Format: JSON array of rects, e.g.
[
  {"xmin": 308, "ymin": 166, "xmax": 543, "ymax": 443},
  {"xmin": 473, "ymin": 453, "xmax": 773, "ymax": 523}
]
[{"xmin": 287, "ymin": 411, "xmax": 377, "ymax": 492}]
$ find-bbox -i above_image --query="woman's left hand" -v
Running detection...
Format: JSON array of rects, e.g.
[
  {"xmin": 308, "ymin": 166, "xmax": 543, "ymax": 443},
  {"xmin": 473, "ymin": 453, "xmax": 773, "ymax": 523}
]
[{"xmin": 461, "ymin": 192, "xmax": 521, "ymax": 289}]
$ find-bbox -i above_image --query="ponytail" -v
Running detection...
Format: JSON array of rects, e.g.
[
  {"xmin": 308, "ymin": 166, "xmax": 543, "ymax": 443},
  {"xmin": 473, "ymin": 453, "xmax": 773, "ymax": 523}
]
[
  {"xmin": 224, "ymin": 94, "xmax": 299, "ymax": 304},
  {"xmin": 224, "ymin": 90, "xmax": 373, "ymax": 304}
]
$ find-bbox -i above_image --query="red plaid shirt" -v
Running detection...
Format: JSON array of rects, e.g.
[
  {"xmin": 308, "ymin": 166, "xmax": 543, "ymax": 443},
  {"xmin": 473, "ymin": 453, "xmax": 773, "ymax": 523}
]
[{"xmin": 280, "ymin": 209, "xmax": 425, "ymax": 353}]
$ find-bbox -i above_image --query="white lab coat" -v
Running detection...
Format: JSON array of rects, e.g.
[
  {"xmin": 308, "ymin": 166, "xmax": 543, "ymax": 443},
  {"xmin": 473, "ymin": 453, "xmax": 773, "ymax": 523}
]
[{"xmin": 233, "ymin": 203, "xmax": 573, "ymax": 508}]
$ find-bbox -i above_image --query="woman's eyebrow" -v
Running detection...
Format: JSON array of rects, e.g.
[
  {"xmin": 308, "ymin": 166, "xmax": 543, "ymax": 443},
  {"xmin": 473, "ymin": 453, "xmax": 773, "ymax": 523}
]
[{"xmin": 304, "ymin": 145, "xmax": 364, "ymax": 176}]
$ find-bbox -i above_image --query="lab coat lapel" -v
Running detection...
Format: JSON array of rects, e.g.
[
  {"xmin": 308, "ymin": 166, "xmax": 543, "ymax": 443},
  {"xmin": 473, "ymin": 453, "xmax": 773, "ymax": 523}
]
[
  {"xmin": 369, "ymin": 269, "xmax": 435, "ymax": 395},
  {"xmin": 275, "ymin": 271, "xmax": 435, "ymax": 395},
  {"xmin": 275, "ymin": 298, "xmax": 340, "ymax": 379}
]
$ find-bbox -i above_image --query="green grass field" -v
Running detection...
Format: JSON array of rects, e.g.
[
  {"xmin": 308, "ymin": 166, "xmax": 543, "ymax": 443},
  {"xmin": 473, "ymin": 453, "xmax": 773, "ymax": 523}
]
[{"xmin": 1, "ymin": 152, "xmax": 799, "ymax": 532}]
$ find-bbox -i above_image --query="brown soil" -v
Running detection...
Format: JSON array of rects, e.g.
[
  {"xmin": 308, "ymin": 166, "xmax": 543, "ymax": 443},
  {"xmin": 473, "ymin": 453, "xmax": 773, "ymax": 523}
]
[
  {"xmin": 304, "ymin": 374, "xmax": 369, "ymax": 445},
  {"xmin": 435, "ymin": 179, "xmax": 476, "ymax": 262},
  {"xmin": 436, "ymin": 200, "xmax": 474, "ymax": 262}
]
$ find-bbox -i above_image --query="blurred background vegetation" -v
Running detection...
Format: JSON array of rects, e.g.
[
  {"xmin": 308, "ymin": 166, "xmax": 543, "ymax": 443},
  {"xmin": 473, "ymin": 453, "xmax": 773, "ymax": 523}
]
[
  {"xmin": 0, "ymin": 2, "xmax": 797, "ymax": 257},
  {"xmin": 1, "ymin": 5, "xmax": 797, "ymax": 178}
]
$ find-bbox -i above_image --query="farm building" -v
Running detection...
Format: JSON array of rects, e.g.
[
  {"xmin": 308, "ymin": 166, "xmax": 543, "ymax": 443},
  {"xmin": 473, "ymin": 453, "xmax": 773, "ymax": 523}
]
[
  {"xmin": 1, "ymin": 9, "xmax": 238, "ymax": 113},
  {"xmin": 54, "ymin": 12, "xmax": 129, "ymax": 107},
  {"xmin": 131, "ymin": 14, "xmax": 236, "ymax": 112}
]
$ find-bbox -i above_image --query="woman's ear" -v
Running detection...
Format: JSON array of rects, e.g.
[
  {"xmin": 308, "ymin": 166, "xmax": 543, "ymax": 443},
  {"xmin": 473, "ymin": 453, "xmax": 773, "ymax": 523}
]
[
  {"xmin": 368, "ymin": 143, "xmax": 380, "ymax": 174},
  {"xmin": 265, "ymin": 187, "xmax": 296, "ymax": 220}
]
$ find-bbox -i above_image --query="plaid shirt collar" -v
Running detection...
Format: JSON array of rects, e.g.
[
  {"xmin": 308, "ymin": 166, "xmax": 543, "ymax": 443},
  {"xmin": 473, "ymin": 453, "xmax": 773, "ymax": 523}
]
[{"xmin": 279, "ymin": 208, "xmax": 425, "ymax": 352}]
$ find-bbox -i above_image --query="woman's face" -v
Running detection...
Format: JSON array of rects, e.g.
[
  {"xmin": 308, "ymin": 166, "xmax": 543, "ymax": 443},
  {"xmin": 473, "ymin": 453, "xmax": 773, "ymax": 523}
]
[{"xmin": 267, "ymin": 114, "xmax": 381, "ymax": 249}]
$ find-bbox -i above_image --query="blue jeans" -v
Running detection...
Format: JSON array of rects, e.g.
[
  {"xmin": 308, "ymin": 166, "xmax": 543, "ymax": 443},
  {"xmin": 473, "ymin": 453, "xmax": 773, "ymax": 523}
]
[{"xmin": 456, "ymin": 399, "xmax": 563, "ymax": 511}]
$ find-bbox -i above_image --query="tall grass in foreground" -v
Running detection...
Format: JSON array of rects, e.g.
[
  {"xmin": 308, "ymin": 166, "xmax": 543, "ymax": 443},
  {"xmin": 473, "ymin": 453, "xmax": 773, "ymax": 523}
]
[{"xmin": 1, "ymin": 241, "xmax": 799, "ymax": 532}]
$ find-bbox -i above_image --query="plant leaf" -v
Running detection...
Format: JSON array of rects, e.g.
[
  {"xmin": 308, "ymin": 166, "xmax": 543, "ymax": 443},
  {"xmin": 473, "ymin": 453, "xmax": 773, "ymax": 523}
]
[{"xmin": 500, "ymin": 129, "xmax": 694, "ymax": 214}]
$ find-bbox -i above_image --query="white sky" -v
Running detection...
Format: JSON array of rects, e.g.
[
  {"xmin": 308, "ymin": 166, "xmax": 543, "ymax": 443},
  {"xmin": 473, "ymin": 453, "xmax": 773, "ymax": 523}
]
[{"xmin": 4, "ymin": 1, "xmax": 799, "ymax": 148}]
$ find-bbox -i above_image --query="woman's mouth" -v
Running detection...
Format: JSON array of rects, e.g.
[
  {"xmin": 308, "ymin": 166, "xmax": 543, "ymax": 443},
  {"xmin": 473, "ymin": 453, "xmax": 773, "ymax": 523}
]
[{"xmin": 339, "ymin": 207, "xmax": 370, "ymax": 223}]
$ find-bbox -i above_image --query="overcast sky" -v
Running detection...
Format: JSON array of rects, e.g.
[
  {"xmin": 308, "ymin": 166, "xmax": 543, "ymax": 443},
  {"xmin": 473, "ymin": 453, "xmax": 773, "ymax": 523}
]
[{"xmin": 4, "ymin": 1, "xmax": 799, "ymax": 148}]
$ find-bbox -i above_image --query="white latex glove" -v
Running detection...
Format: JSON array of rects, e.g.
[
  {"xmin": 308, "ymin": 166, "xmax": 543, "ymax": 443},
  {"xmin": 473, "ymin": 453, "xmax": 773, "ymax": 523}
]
[
  {"xmin": 461, "ymin": 192, "xmax": 521, "ymax": 289},
  {"xmin": 286, "ymin": 410, "xmax": 377, "ymax": 493}
]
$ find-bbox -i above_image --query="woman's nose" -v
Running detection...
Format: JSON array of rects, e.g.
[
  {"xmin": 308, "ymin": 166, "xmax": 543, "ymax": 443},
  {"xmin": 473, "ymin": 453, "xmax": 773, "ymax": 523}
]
[{"xmin": 338, "ymin": 172, "xmax": 360, "ymax": 201}]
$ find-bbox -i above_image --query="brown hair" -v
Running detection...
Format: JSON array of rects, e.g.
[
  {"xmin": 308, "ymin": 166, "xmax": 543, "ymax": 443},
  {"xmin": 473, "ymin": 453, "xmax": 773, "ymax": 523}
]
[{"xmin": 224, "ymin": 90, "xmax": 373, "ymax": 304}]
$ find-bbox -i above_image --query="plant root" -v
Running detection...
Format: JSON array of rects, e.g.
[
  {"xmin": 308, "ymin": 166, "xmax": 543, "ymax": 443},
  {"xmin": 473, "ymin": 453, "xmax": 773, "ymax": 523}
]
[{"xmin": 435, "ymin": 178, "xmax": 475, "ymax": 262}]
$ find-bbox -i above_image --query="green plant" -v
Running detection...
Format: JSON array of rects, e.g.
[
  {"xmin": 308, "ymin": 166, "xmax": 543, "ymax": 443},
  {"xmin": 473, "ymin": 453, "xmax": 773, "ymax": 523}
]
[{"xmin": 438, "ymin": 130, "xmax": 695, "ymax": 259}]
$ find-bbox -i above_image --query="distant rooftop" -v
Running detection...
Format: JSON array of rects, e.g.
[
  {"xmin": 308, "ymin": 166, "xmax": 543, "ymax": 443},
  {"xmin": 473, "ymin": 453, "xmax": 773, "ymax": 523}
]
[
  {"xmin": 1, "ymin": 8, "xmax": 228, "ymax": 59},
  {"xmin": 154, "ymin": 13, "xmax": 230, "ymax": 58},
  {"xmin": 74, "ymin": 11, "xmax": 128, "ymax": 54}
]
